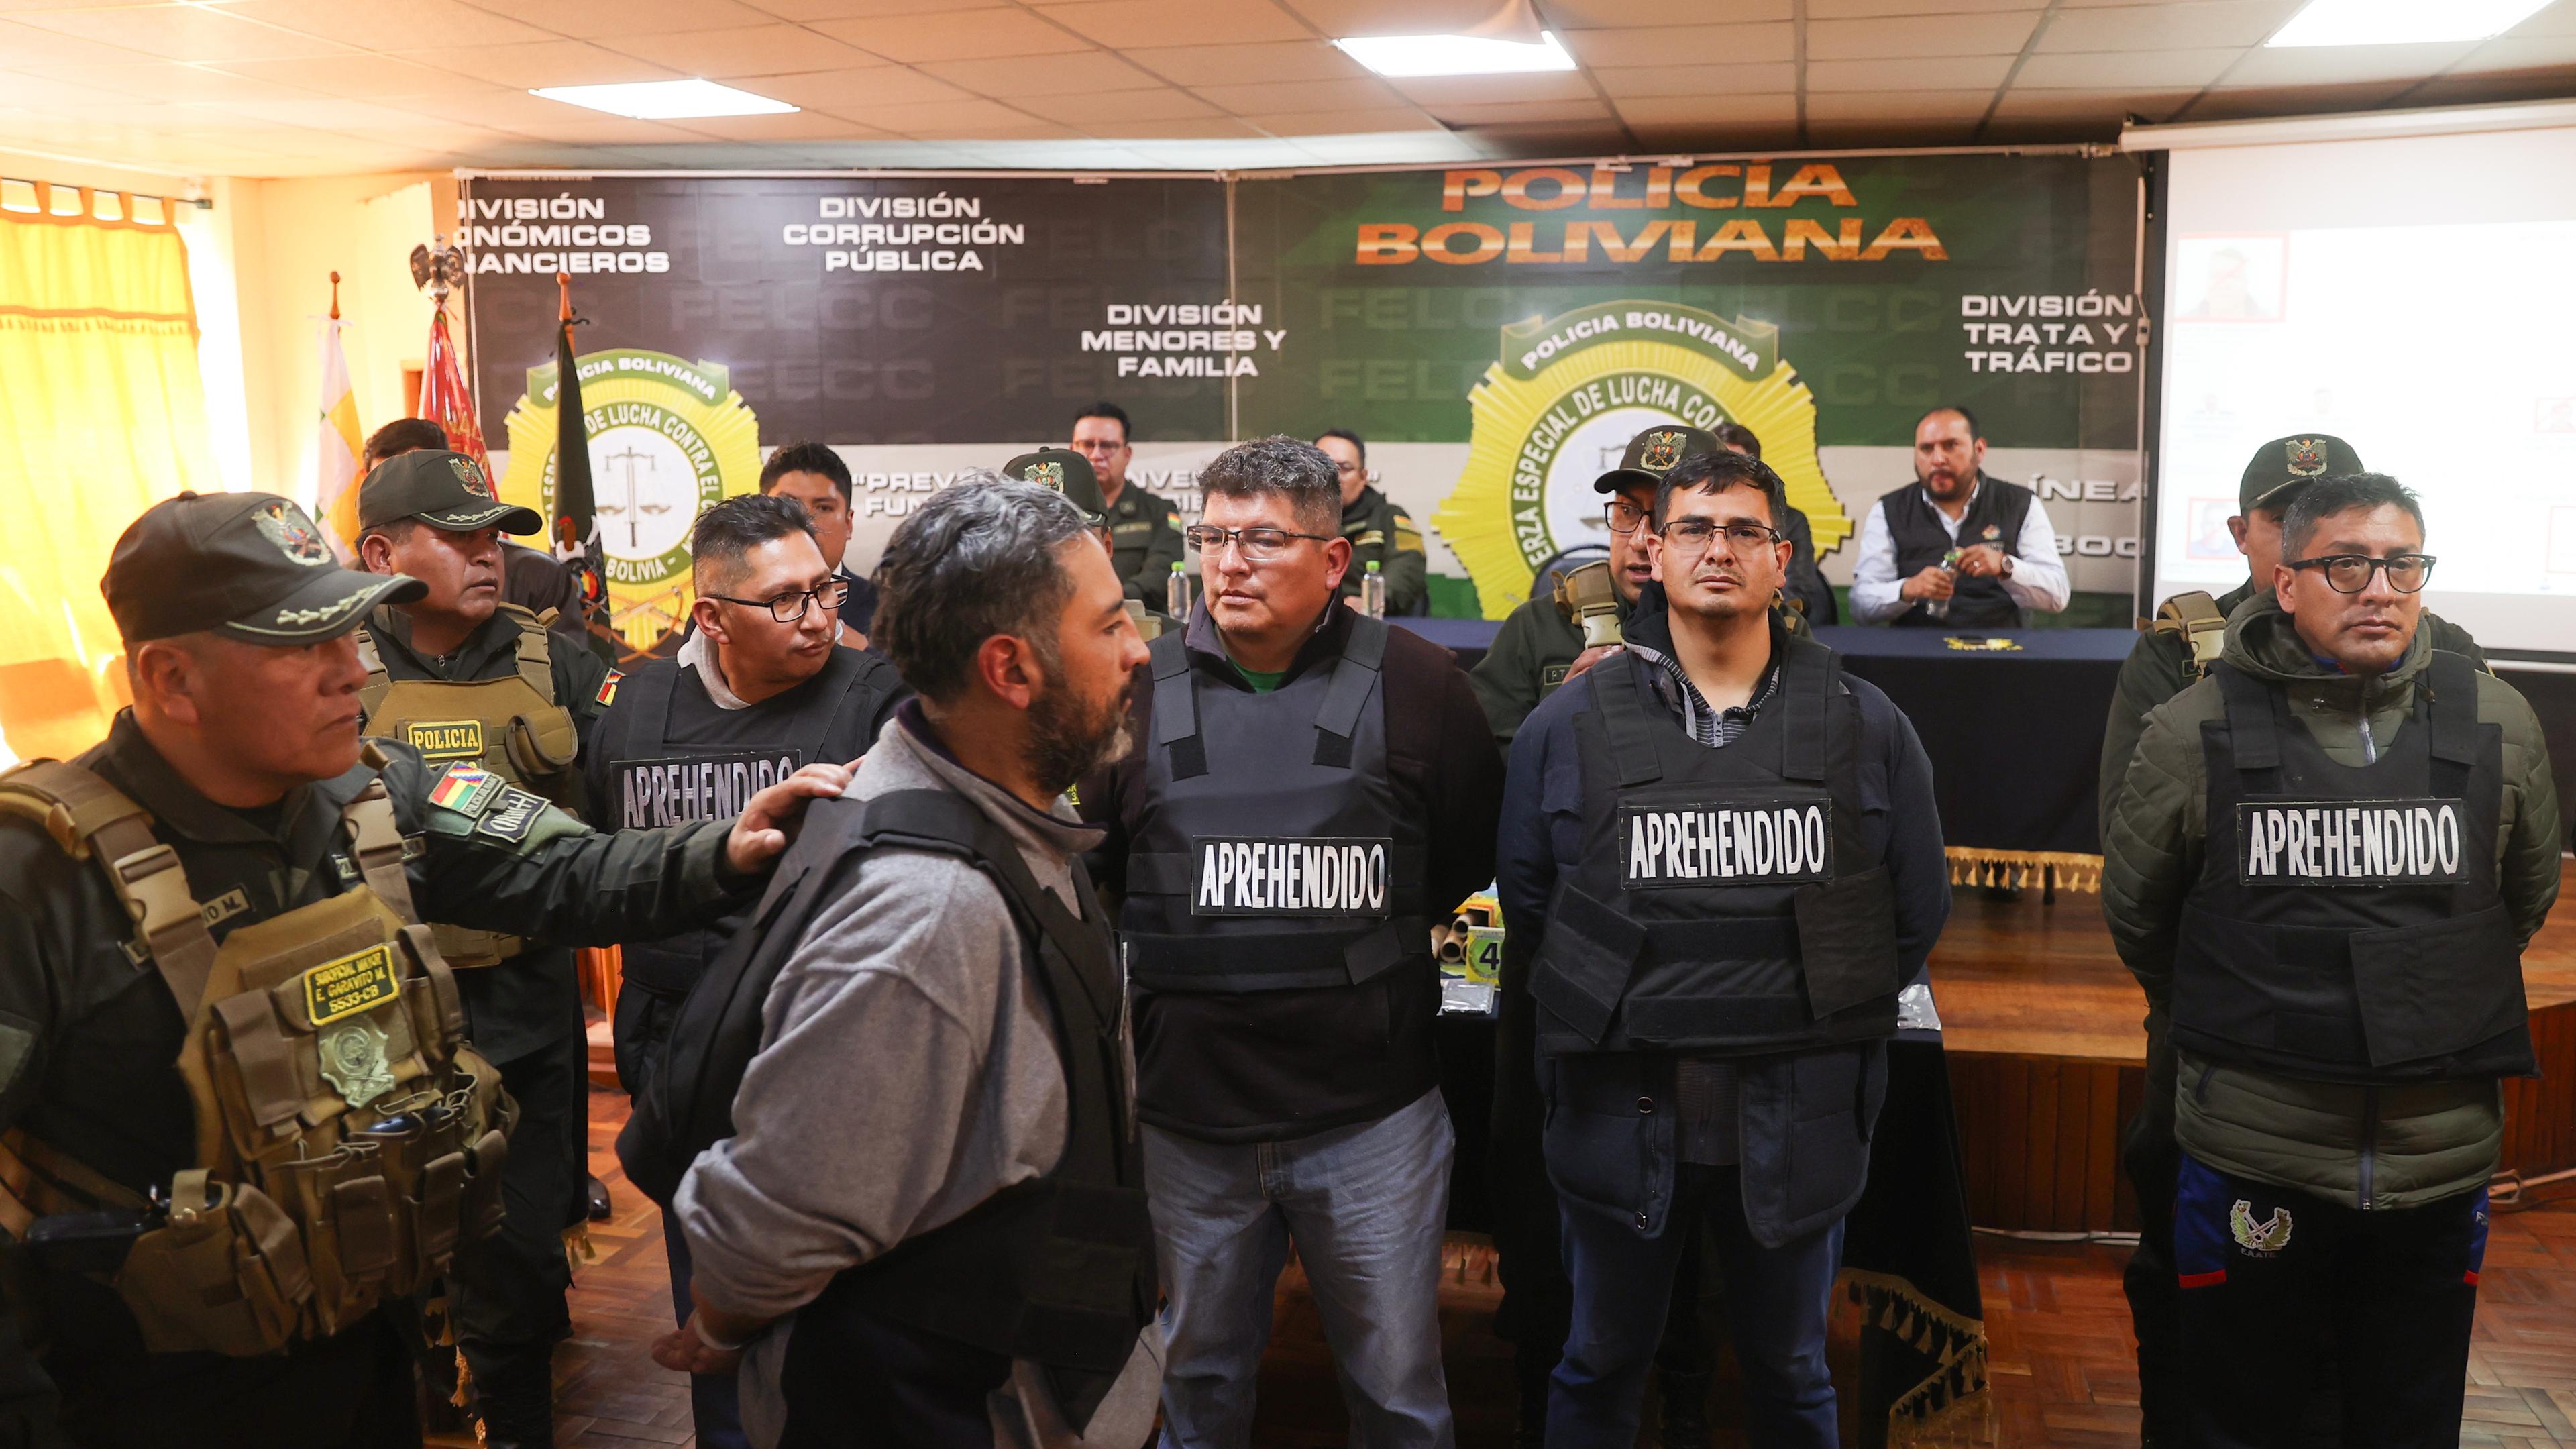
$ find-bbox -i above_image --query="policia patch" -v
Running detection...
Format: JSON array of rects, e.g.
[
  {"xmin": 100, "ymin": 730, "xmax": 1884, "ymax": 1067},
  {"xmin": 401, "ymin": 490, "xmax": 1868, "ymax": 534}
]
[
  {"xmin": 1191, "ymin": 836, "xmax": 1392, "ymax": 917},
  {"xmin": 405, "ymin": 718, "xmax": 486, "ymax": 761}
]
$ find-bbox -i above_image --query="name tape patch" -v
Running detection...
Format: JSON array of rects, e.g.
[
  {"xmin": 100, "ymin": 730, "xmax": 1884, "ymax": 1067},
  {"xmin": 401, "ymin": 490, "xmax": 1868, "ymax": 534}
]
[
  {"xmin": 1620, "ymin": 802, "xmax": 1832, "ymax": 888},
  {"xmin": 405, "ymin": 719, "xmax": 486, "ymax": 761},
  {"xmin": 303, "ymin": 943, "xmax": 400, "ymax": 1028},
  {"xmin": 1191, "ymin": 836, "xmax": 1391, "ymax": 918},
  {"xmin": 616, "ymin": 751, "xmax": 806, "ymax": 828},
  {"xmin": 427, "ymin": 763, "xmax": 502, "ymax": 817},
  {"xmin": 2237, "ymin": 798, "xmax": 2466, "ymax": 885},
  {"xmin": 474, "ymin": 786, "xmax": 547, "ymax": 843}
]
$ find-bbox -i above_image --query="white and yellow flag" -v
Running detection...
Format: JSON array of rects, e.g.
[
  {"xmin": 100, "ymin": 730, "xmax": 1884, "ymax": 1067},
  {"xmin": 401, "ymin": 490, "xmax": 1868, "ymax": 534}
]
[{"xmin": 313, "ymin": 315, "xmax": 363, "ymax": 549}]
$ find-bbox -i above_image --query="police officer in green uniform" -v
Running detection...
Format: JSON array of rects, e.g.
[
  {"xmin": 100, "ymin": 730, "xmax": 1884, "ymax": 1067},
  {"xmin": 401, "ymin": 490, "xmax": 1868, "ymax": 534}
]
[
  {"xmin": 347, "ymin": 450, "xmax": 615, "ymax": 1446},
  {"xmin": 0, "ymin": 490, "xmax": 843, "ymax": 1449},
  {"xmin": 1070, "ymin": 402, "xmax": 1186, "ymax": 601},
  {"xmin": 1315, "ymin": 429, "xmax": 1428, "ymax": 615},
  {"xmin": 2098, "ymin": 435, "xmax": 2487, "ymax": 1449},
  {"xmin": 1004, "ymin": 447, "xmax": 1175, "ymax": 639}
]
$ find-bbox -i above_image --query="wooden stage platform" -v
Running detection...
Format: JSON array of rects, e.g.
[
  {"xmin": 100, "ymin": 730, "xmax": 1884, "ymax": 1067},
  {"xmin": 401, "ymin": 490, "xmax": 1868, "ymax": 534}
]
[{"xmin": 1936, "ymin": 860, "xmax": 2576, "ymax": 1232}]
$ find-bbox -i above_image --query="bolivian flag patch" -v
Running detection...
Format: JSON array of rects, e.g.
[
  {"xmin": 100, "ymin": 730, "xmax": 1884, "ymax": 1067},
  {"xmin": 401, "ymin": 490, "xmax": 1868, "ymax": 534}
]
[
  {"xmin": 428, "ymin": 763, "xmax": 502, "ymax": 818},
  {"xmin": 596, "ymin": 670, "xmax": 624, "ymax": 707}
]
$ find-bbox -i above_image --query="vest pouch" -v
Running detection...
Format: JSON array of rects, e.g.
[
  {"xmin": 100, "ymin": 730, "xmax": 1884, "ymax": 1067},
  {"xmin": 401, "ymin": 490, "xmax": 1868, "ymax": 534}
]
[
  {"xmin": 460, "ymin": 1128, "xmax": 511, "ymax": 1243},
  {"xmin": 397, "ymin": 924, "xmax": 468, "ymax": 1062},
  {"xmin": 2347, "ymin": 903, "xmax": 2534, "ymax": 1073},
  {"xmin": 1529, "ymin": 881, "xmax": 1647, "ymax": 1046},
  {"xmin": 505, "ymin": 708, "xmax": 580, "ymax": 780},
  {"xmin": 264, "ymin": 1144, "xmax": 392, "ymax": 1336},
  {"xmin": 115, "ymin": 1171, "xmax": 311, "ymax": 1357},
  {"xmin": 1790, "ymin": 867, "xmax": 1902, "ymax": 1020}
]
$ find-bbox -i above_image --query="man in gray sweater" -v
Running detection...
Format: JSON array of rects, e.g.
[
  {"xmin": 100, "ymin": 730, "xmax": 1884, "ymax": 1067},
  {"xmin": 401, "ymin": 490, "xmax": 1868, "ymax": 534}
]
[{"xmin": 653, "ymin": 476, "xmax": 1163, "ymax": 1448}]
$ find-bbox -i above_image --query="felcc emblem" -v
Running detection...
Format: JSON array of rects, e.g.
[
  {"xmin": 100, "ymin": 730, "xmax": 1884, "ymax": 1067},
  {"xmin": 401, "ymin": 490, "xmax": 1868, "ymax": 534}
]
[
  {"xmin": 2284, "ymin": 437, "xmax": 2328, "ymax": 478},
  {"xmin": 1638, "ymin": 431, "xmax": 1686, "ymax": 472}
]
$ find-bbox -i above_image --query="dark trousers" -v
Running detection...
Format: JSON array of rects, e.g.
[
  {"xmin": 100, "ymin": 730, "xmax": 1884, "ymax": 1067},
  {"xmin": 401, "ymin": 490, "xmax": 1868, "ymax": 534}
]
[
  {"xmin": 777, "ymin": 1280, "xmax": 1012, "ymax": 1449},
  {"xmin": 2118, "ymin": 1052, "xmax": 2185, "ymax": 1446},
  {"xmin": 55, "ymin": 1311, "xmax": 420, "ymax": 1449},
  {"xmin": 1550, "ymin": 1165, "xmax": 1842, "ymax": 1449},
  {"xmin": 621, "ymin": 983, "xmax": 751, "ymax": 1449},
  {"xmin": 447, "ymin": 1028, "xmax": 584, "ymax": 1431},
  {"xmin": 2174, "ymin": 1154, "xmax": 2487, "ymax": 1449}
]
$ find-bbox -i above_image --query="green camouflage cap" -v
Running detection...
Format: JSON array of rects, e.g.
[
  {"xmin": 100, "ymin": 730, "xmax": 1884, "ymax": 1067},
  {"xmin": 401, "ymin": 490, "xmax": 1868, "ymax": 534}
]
[
  {"xmin": 104, "ymin": 491, "xmax": 426, "ymax": 645},
  {"xmin": 357, "ymin": 449, "xmax": 541, "ymax": 535},
  {"xmin": 1003, "ymin": 447, "xmax": 1108, "ymax": 523},
  {"xmin": 1595, "ymin": 424, "xmax": 1722, "ymax": 494},
  {"xmin": 2240, "ymin": 433, "xmax": 2364, "ymax": 515}
]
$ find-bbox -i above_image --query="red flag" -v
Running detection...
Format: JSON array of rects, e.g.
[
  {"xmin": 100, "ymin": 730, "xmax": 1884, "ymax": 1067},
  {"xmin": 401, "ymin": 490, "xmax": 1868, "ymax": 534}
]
[{"xmin": 419, "ymin": 305, "xmax": 486, "ymax": 468}]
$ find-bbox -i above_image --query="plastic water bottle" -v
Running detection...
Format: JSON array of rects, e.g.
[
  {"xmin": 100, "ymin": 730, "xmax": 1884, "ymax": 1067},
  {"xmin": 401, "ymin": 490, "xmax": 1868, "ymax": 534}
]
[
  {"xmin": 1927, "ymin": 548, "xmax": 1960, "ymax": 621},
  {"xmin": 1360, "ymin": 560, "xmax": 1386, "ymax": 619},
  {"xmin": 1167, "ymin": 560, "xmax": 1193, "ymax": 621}
]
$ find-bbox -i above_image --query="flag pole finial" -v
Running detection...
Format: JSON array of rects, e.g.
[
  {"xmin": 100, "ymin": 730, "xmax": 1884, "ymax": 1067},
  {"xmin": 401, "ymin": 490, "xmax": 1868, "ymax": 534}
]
[
  {"xmin": 328, "ymin": 270, "xmax": 341, "ymax": 320},
  {"xmin": 557, "ymin": 272, "xmax": 572, "ymax": 323}
]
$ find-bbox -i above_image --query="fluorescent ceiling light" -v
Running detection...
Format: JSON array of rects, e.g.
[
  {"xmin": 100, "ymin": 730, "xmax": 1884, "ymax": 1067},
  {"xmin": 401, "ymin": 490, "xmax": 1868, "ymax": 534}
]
[
  {"xmin": 1334, "ymin": 30, "xmax": 1576, "ymax": 78},
  {"xmin": 2267, "ymin": 0, "xmax": 2553, "ymax": 46},
  {"xmin": 530, "ymin": 80, "xmax": 796, "ymax": 119}
]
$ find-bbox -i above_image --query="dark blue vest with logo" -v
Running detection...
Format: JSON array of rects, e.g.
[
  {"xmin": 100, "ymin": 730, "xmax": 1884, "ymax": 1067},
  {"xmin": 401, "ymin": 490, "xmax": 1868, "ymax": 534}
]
[{"xmin": 1876, "ymin": 476, "xmax": 2035, "ymax": 629}]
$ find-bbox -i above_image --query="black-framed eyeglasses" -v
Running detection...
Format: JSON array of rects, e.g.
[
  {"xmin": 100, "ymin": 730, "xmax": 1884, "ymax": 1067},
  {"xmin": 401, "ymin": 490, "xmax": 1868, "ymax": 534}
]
[
  {"xmin": 2285, "ymin": 553, "xmax": 2436, "ymax": 594},
  {"xmin": 1604, "ymin": 499, "xmax": 1650, "ymax": 535},
  {"xmin": 1658, "ymin": 518, "xmax": 1783, "ymax": 554},
  {"xmin": 706, "ymin": 577, "xmax": 851, "ymax": 622},
  {"xmin": 1184, "ymin": 525, "xmax": 1336, "ymax": 563}
]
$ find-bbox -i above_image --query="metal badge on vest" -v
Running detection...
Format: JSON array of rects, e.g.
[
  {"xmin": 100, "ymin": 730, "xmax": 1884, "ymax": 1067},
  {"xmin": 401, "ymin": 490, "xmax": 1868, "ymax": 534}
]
[
  {"xmin": 1877, "ymin": 477, "xmax": 2035, "ymax": 629},
  {"xmin": 0, "ymin": 750, "xmax": 511, "ymax": 1360},
  {"xmin": 2173, "ymin": 652, "xmax": 2532, "ymax": 1083},
  {"xmin": 1120, "ymin": 614, "xmax": 1430, "ymax": 995},
  {"xmin": 1529, "ymin": 635, "xmax": 1901, "ymax": 1057}
]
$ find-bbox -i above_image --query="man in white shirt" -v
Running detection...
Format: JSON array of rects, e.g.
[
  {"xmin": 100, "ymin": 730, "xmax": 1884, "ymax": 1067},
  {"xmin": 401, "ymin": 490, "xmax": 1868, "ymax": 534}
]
[{"xmin": 1847, "ymin": 406, "xmax": 2070, "ymax": 627}]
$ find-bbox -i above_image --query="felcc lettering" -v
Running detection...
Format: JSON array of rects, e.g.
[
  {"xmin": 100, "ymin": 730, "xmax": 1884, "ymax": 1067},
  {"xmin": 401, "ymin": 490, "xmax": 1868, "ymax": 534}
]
[
  {"xmin": 1621, "ymin": 802, "xmax": 1831, "ymax": 888},
  {"xmin": 2237, "ymin": 798, "xmax": 2465, "ymax": 885},
  {"xmin": 1192, "ymin": 836, "xmax": 1391, "ymax": 918}
]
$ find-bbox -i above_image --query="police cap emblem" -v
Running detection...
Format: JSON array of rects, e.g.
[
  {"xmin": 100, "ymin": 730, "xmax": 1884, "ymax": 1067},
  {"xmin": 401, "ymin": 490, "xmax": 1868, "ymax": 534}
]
[
  {"xmin": 450, "ymin": 455, "xmax": 494, "ymax": 498},
  {"xmin": 2285, "ymin": 438, "xmax": 2327, "ymax": 478},
  {"xmin": 1028, "ymin": 460, "xmax": 1066, "ymax": 491},
  {"xmin": 253, "ymin": 500, "xmax": 333, "ymax": 567},
  {"xmin": 1638, "ymin": 431, "xmax": 1686, "ymax": 472}
]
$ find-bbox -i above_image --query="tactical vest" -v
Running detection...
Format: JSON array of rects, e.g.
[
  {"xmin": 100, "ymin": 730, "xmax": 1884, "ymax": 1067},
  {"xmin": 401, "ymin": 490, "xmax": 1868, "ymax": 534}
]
[
  {"xmin": 1878, "ymin": 478, "xmax": 2035, "ymax": 629},
  {"xmin": 0, "ymin": 751, "xmax": 511, "ymax": 1358},
  {"xmin": 1118, "ymin": 616, "xmax": 1431, "ymax": 999},
  {"xmin": 358, "ymin": 604, "xmax": 579, "ymax": 967},
  {"xmin": 1529, "ymin": 637, "xmax": 1902, "ymax": 1057},
  {"xmin": 2171, "ymin": 653, "xmax": 2533, "ymax": 1083},
  {"xmin": 592, "ymin": 647, "xmax": 898, "ymax": 996},
  {"xmin": 2152, "ymin": 590, "xmax": 2229, "ymax": 680},
  {"xmin": 617, "ymin": 789, "xmax": 1154, "ymax": 1432}
]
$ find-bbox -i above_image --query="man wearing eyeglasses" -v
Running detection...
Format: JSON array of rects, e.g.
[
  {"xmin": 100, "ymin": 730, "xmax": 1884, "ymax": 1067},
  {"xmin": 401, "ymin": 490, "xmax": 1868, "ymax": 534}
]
[
  {"xmin": 581, "ymin": 494, "xmax": 906, "ymax": 1449},
  {"xmin": 350, "ymin": 449, "xmax": 626, "ymax": 1448},
  {"xmin": 1073, "ymin": 400, "xmax": 1188, "ymax": 602},
  {"xmin": 2096, "ymin": 434, "xmax": 2487, "ymax": 1447},
  {"xmin": 1317, "ymin": 428, "xmax": 1428, "ymax": 616},
  {"xmin": 1076, "ymin": 435, "xmax": 1502, "ymax": 1449},
  {"xmin": 2104, "ymin": 473, "xmax": 2559, "ymax": 1449},
  {"xmin": 1498, "ymin": 448, "xmax": 1950, "ymax": 1449}
]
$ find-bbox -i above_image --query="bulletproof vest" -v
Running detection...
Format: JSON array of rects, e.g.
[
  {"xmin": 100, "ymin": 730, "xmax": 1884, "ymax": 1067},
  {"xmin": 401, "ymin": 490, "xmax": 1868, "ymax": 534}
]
[
  {"xmin": 2171, "ymin": 653, "xmax": 2533, "ymax": 1083},
  {"xmin": 1118, "ymin": 616, "xmax": 1430, "ymax": 998},
  {"xmin": 592, "ymin": 647, "xmax": 900, "ymax": 996},
  {"xmin": 616, "ymin": 788, "xmax": 1153, "ymax": 1432},
  {"xmin": 1529, "ymin": 637, "xmax": 1902, "ymax": 1057},
  {"xmin": 1878, "ymin": 477, "xmax": 2035, "ymax": 629},
  {"xmin": 0, "ymin": 751, "xmax": 511, "ymax": 1359},
  {"xmin": 357, "ymin": 604, "xmax": 578, "ymax": 967}
]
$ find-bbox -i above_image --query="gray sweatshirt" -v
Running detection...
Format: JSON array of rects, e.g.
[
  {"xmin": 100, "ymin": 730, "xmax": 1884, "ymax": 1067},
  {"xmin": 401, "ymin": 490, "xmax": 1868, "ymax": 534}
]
[{"xmin": 673, "ymin": 711, "xmax": 1163, "ymax": 1449}]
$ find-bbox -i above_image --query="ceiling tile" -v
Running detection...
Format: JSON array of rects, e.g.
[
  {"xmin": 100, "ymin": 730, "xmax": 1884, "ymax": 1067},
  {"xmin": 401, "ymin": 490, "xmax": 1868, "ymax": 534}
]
[
  {"xmin": 1990, "ymin": 85, "xmax": 2200, "ymax": 117},
  {"xmin": 392, "ymin": 86, "xmax": 664, "ymax": 127},
  {"xmin": 1808, "ymin": 115, "xmax": 1981, "ymax": 143},
  {"xmin": 602, "ymin": 24, "xmax": 878, "ymax": 75},
  {"xmin": 211, "ymin": 54, "xmax": 510, "ymax": 96},
  {"xmin": 661, "ymin": 108, "xmax": 898, "ymax": 138},
  {"xmin": 1802, "ymin": 0, "xmax": 2046, "ymax": 14},
  {"xmin": 1120, "ymin": 39, "xmax": 1362, "ymax": 84},
  {"xmin": 475, "ymin": 113, "xmax": 718, "ymax": 144},
  {"xmin": 1805, "ymin": 87, "xmax": 1994, "ymax": 118},
  {"xmin": 914, "ymin": 48, "xmax": 1167, "ymax": 95},
  {"xmin": 1387, "ymin": 70, "xmax": 1596, "ymax": 103},
  {"xmin": 1011, "ymin": 84, "xmax": 1221, "ymax": 121},
  {"xmin": 2178, "ymin": 78, "xmax": 2414, "ymax": 115},
  {"xmin": 459, "ymin": 0, "xmax": 785, "ymax": 38},
  {"xmin": 1033, "ymin": 0, "xmax": 1311, "ymax": 48},
  {"xmin": 218, "ymin": 0, "xmax": 553, "ymax": 51},
  {"xmin": 1187, "ymin": 76, "xmax": 1403, "ymax": 112},
  {"xmin": 11, "ymin": 4, "xmax": 355, "ymax": 62},
  {"xmin": 1593, "ymin": 61, "xmax": 1798, "ymax": 96},
  {"xmin": 1558, "ymin": 23, "xmax": 1795, "ymax": 67},
  {"xmin": 2216, "ymin": 40, "xmax": 2479, "ymax": 84},
  {"xmin": 1612, "ymin": 93, "xmax": 1801, "ymax": 125},
  {"xmin": 1548, "ymin": 0, "xmax": 1793, "ymax": 22},
  {"xmin": 2449, "ymin": 31, "xmax": 2576, "ymax": 66},
  {"xmin": 1627, "ymin": 120, "xmax": 1803, "ymax": 150},
  {"xmin": 2012, "ymin": 48, "xmax": 2243, "ymax": 87},
  {"xmin": 2036, "ymin": 0, "xmax": 2299, "ymax": 52},
  {"xmin": 0, "ymin": 68, "xmax": 170, "ymax": 105},
  {"xmin": 738, "ymin": 0, "xmax": 957, "ymax": 15},
  {"xmin": 209, "ymin": 95, "xmax": 469, "ymax": 128},
  {"xmin": 1807, "ymin": 10, "xmax": 2040, "ymax": 57},
  {"xmin": 1807, "ymin": 55, "xmax": 2013, "ymax": 89},
  {"xmin": 818, "ymin": 95, "xmax": 1058, "ymax": 131},
  {"xmin": 1273, "ymin": 0, "xmax": 1513, "ymax": 32},
  {"xmin": 751, "ymin": 66, "xmax": 969, "ymax": 107},
  {"xmin": 1081, "ymin": 114, "xmax": 1269, "ymax": 136},
  {"xmin": 808, "ymin": 8, "xmax": 1090, "ymax": 60},
  {"xmin": 392, "ymin": 39, "xmax": 684, "ymax": 87},
  {"xmin": 2504, "ymin": 0, "xmax": 2576, "ymax": 33},
  {"xmin": 1419, "ymin": 98, "xmax": 1613, "ymax": 123},
  {"xmin": 1242, "ymin": 104, "xmax": 1446, "ymax": 133}
]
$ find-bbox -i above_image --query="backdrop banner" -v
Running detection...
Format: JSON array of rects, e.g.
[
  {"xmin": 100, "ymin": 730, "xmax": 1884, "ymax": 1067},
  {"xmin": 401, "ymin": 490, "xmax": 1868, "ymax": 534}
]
[{"xmin": 462, "ymin": 155, "xmax": 2145, "ymax": 635}]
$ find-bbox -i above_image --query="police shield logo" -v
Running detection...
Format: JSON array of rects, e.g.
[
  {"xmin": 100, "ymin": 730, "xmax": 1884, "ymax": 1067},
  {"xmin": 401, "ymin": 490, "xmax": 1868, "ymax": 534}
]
[
  {"xmin": 450, "ymin": 455, "xmax": 494, "ymax": 498},
  {"xmin": 2285, "ymin": 438, "xmax": 2328, "ymax": 477},
  {"xmin": 1980, "ymin": 524, "xmax": 2001, "ymax": 541},
  {"xmin": 1638, "ymin": 431, "xmax": 1686, "ymax": 472},
  {"xmin": 254, "ymin": 500, "xmax": 333, "ymax": 567},
  {"xmin": 1027, "ymin": 460, "xmax": 1066, "ymax": 491}
]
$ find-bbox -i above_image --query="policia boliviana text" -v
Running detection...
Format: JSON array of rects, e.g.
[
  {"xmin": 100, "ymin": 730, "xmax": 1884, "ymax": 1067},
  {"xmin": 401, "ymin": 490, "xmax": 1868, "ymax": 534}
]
[
  {"xmin": 0, "ymin": 490, "xmax": 847, "ymax": 1447},
  {"xmin": 346, "ymin": 449, "xmax": 621, "ymax": 1444}
]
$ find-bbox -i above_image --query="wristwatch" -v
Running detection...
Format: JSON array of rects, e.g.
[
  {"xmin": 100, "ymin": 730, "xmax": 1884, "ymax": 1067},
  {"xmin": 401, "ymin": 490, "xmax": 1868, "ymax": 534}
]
[{"xmin": 2000, "ymin": 555, "xmax": 2015, "ymax": 578}]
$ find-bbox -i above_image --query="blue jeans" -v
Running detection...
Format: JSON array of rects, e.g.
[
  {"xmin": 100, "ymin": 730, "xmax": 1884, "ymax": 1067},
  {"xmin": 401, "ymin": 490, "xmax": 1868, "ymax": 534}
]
[
  {"xmin": 1143, "ymin": 1087, "xmax": 1456, "ymax": 1449},
  {"xmin": 1550, "ymin": 1164, "xmax": 1843, "ymax": 1449},
  {"xmin": 663, "ymin": 1212, "xmax": 752, "ymax": 1449}
]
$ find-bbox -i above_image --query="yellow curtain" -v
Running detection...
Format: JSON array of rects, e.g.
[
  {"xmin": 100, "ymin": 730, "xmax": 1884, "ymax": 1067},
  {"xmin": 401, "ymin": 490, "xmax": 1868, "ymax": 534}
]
[{"xmin": 0, "ymin": 189, "xmax": 219, "ymax": 761}]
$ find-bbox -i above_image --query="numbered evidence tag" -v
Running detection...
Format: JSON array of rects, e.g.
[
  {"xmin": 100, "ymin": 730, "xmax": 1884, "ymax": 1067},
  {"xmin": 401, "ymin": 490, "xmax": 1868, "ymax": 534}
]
[{"xmin": 1441, "ymin": 926, "xmax": 1505, "ymax": 1018}]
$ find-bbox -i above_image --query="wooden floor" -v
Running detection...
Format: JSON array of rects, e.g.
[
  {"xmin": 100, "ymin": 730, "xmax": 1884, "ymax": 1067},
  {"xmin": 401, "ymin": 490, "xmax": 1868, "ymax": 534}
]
[{"xmin": 501, "ymin": 1091, "xmax": 2576, "ymax": 1449}]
